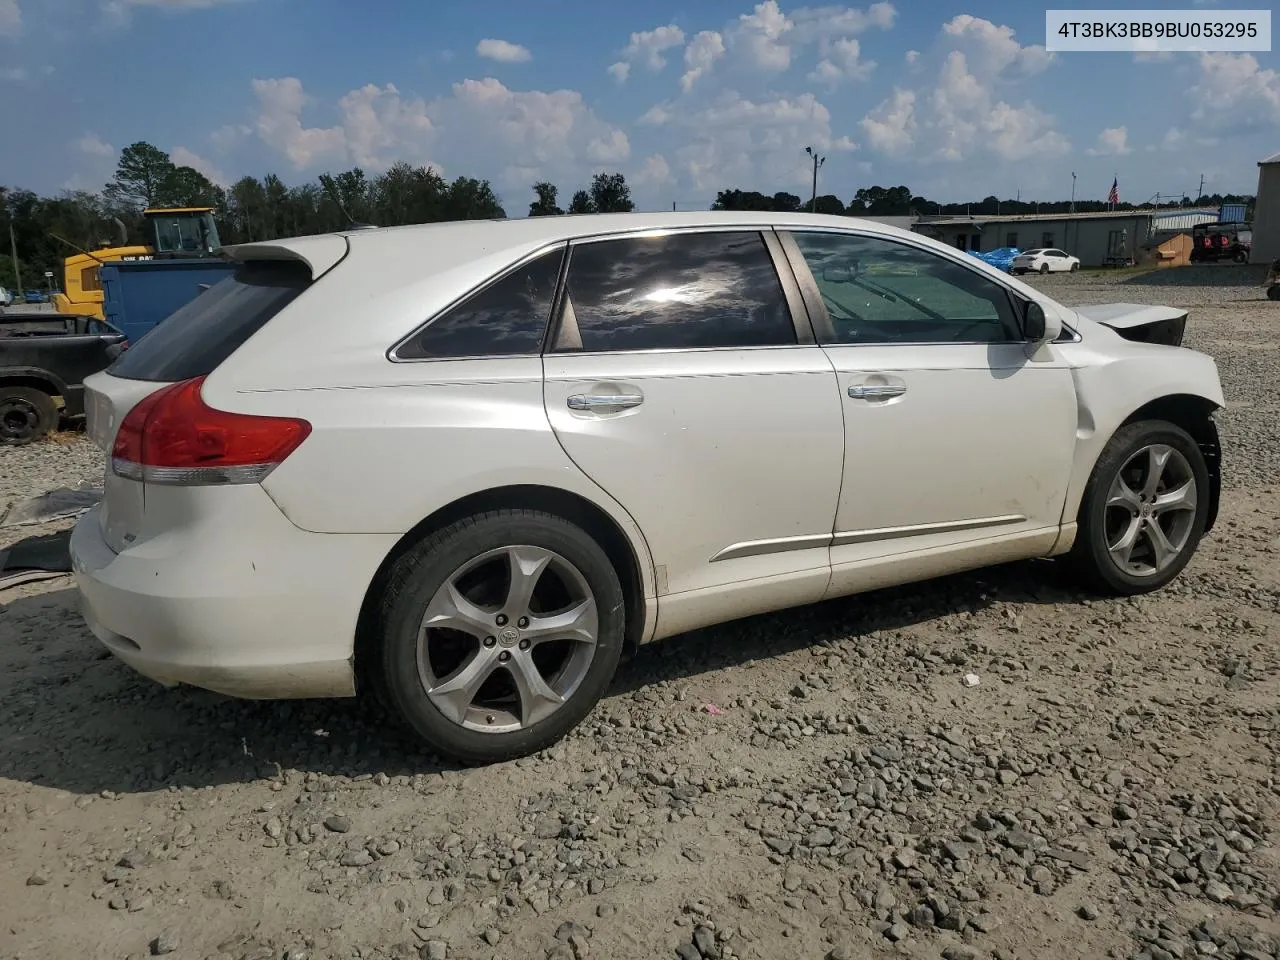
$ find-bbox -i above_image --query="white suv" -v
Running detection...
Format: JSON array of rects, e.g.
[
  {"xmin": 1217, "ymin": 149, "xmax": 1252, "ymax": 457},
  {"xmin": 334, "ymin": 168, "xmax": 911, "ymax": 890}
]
[{"xmin": 71, "ymin": 212, "xmax": 1224, "ymax": 763}]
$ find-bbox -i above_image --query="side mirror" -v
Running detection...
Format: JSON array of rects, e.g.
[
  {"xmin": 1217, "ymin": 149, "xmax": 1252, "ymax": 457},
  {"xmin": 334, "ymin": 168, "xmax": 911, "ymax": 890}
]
[
  {"xmin": 1023, "ymin": 302, "xmax": 1046, "ymax": 341},
  {"xmin": 1021, "ymin": 300, "xmax": 1063, "ymax": 343},
  {"xmin": 822, "ymin": 265, "xmax": 853, "ymax": 284}
]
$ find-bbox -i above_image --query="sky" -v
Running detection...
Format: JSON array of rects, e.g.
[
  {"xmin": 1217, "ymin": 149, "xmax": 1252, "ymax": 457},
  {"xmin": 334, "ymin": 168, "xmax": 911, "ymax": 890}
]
[{"xmin": 1, "ymin": 0, "xmax": 1277, "ymax": 214}]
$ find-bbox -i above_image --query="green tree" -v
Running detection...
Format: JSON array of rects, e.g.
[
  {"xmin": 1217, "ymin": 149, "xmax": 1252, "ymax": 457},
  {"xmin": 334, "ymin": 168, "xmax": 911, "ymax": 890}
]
[
  {"xmin": 104, "ymin": 141, "xmax": 176, "ymax": 209},
  {"xmin": 443, "ymin": 176, "xmax": 506, "ymax": 220},
  {"xmin": 158, "ymin": 166, "xmax": 222, "ymax": 208},
  {"xmin": 529, "ymin": 182, "xmax": 563, "ymax": 217},
  {"xmin": 812, "ymin": 194, "xmax": 845, "ymax": 215},
  {"xmin": 567, "ymin": 189, "xmax": 595, "ymax": 214},
  {"xmin": 589, "ymin": 172, "xmax": 633, "ymax": 213}
]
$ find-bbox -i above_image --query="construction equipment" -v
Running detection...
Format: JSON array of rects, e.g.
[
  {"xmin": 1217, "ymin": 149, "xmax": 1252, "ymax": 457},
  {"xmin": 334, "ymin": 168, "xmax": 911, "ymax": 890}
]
[{"xmin": 53, "ymin": 207, "xmax": 221, "ymax": 320}]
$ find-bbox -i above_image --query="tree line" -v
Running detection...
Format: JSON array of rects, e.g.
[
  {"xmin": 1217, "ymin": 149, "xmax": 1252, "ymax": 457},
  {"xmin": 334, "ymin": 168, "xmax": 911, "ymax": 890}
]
[
  {"xmin": 0, "ymin": 140, "xmax": 1255, "ymax": 292},
  {"xmin": 711, "ymin": 184, "xmax": 1256, "ymax": 218}
]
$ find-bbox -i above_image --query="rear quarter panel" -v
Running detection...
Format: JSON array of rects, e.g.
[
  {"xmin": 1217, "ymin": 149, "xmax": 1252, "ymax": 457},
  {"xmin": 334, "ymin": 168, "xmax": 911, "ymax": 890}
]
[{"xmin": 204, "ymin": 234, "xmax": 657, "ymax": 604}]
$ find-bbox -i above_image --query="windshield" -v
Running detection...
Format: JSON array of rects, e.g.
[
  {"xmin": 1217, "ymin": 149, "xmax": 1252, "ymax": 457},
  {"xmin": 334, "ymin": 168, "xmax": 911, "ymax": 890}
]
[{"xmin": 150, "ymin": 212, "xmax": 222, "ymax": 256}]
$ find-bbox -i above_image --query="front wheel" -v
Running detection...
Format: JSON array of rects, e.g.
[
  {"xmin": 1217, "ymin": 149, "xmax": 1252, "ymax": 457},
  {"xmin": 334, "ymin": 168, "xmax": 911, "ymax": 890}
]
[
  {"xmin": 1070, "ymin": 262, "xmax": 1080, "ymax": 272},
  {"xmin": 1039, "ymin": 263, "xmax": 1050, "ymax": 274},
  {"xmin": 372, "ymin": 510, "xmax": 625, "ymax": 764},
  {"xmin": 1069, "ymin": 420, "xmax": 1210, "ymax": 595}
]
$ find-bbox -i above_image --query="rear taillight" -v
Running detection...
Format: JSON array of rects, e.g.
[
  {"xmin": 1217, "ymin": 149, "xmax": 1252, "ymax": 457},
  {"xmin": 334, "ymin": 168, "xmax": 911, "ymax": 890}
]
[{"xmin": 111, "ymin": 376, "xmax": 311, "ymax": 486}]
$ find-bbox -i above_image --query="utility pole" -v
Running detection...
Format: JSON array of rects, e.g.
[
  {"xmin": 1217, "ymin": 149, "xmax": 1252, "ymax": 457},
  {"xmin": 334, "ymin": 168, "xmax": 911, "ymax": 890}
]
[
  {"xmin": 8, "ymin": 220, "xmax": 21, "ymax": 295},
  {"xmin": 804, "ymin": 146, "xmax": 825, "ymax": 213},
  {"xmin": 1196, "ymin": 174, "xmax": 1205, "ymax": 203},
  {"xmin": 1070, "ymin": 172, "xmax": 1076, "ymax": 214}
]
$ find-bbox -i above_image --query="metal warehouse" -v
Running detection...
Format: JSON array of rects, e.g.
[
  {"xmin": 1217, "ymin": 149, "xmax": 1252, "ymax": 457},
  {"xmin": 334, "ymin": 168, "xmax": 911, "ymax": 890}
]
[
  {"xmin": 1251, "ymin": 151, "xmax": 1280, "ymax": 264},
  {"xmin": 912, "ymin": 208, "xmax": 1220, "ymax": 267}
]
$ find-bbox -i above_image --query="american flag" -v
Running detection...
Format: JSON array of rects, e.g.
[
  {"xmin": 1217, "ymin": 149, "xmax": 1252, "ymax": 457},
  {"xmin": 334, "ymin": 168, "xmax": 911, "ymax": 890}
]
[{"xmin": 1107, "ymin": 178, "xmax": 1119, "ymax": 206}]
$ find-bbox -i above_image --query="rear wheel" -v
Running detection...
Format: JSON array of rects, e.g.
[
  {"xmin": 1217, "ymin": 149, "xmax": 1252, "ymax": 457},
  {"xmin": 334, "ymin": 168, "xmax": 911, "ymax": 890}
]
[
  {"xmin": 0, "ymin": 385, "xmax": 57, "ymax": 445},
  {"xmin": 372, "ymin": 510, "xmax": 625, "ymax": 764},
  {"xmin": 1069, "ymin": 420, "xmax": 1209, "ymax": 595},
  {"xmin": 1268, "ymin": 285, "xmax": 1280, "ymax": 301}
]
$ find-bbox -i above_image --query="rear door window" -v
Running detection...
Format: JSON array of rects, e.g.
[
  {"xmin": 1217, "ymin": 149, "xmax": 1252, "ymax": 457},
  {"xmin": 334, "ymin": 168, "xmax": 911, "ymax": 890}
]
[
  {"xmin": 554, "ymin": 231, "xmax": 794, "ymax": 352},
  {"xmin": 394, "ymin": 246, "xmax": 564, "ymax": 360},
  {"xmin": 108, "ymin": 260, "xmax": 311, "ymax": 382}
]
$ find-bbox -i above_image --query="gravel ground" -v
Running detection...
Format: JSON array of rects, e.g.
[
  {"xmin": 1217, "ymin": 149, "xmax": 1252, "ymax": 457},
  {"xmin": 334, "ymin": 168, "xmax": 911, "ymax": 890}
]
[{"xmin": 1, "ymin": 265, "xmax": 1278, "ymax": 960}]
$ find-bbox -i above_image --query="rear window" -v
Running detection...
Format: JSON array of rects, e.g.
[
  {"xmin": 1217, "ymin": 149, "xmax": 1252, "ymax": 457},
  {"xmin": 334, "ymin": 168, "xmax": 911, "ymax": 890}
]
[{"xmin": 108, "ymin": 260, "xmax": 311, "ymax": 382}]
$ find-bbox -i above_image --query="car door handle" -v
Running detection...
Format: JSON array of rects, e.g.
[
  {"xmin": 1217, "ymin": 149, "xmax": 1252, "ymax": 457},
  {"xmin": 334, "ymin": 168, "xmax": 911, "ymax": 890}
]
[
  {"xmin": 847, "ymin": 383, "xmax": 906, "ymax": 400},
  {"xmin": 567, "ymin": 393, "xmax": 644, "ymax": 411}
]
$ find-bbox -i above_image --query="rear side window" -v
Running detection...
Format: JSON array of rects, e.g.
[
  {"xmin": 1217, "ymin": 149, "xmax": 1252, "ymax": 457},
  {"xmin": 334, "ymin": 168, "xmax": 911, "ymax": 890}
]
[
  {"xmin": 395, "ymin": 246, "xmax": 564, "ymax": 360},
  {"xmin": 555, "ymin": 231, "xmax": 794, "ymax": 352},
  {"xmin": 109, "ymin": 260, "xmax": 310, "ymax": 382}
]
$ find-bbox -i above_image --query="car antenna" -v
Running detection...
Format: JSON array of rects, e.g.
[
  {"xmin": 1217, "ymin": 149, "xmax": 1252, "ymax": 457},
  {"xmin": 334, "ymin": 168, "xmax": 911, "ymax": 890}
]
[{"xmin": 320, "ymin": 176, "xmax": 378, "ymax": 231}]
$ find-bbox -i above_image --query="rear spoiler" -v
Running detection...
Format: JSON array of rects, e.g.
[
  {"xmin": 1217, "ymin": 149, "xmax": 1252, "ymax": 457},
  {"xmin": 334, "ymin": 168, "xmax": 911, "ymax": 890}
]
[{"xmin": 216, "ymin": 234, "xmax": 350, "ymax": 281}]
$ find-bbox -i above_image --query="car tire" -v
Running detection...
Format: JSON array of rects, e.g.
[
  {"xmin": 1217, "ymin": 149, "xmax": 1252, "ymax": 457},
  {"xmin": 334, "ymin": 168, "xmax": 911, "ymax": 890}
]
[
  {"xmin": 372, "ymin": 509, "xmax": 625, "ymax": 764},
  {"xmin": 1267, "ymin": 284, "xmax": 1280, "ymax": 301},
  {"xmin": 1068, "ymin": 419, "xmax": 1210, "ymax": 596},
  {"xmin": 1039, "ymin": 263, "xmax": 1050, "ymax": 275},
  {"xmin": 1070, "ymin": 262, "xmax": 1080, "ymax": 272},
  {"xmin": 0, "ymin": 385, "xmax": 58, "ymax": 446}
]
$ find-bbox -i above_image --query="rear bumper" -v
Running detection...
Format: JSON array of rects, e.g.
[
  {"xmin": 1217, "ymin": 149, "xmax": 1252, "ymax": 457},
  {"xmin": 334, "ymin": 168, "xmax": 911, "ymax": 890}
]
[{"xmin": 70, "ymin": 491, "xmax": 398, "ymax": 700}]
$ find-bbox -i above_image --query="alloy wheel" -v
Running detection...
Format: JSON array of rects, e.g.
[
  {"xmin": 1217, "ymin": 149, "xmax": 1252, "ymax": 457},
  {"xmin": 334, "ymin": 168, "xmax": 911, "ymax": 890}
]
[
  {"xmin": 415, "ymin": 545, "xmax": 599, "ymax": 733},
  {"xmin": 1104, "ymin": 444, "xmax": 1198, "ymax": 577}
]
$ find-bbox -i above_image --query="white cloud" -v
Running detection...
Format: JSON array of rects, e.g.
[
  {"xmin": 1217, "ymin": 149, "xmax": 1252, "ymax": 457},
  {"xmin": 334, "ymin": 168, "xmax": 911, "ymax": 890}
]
[
  {"xmin": 807, "ymin": 36, "xmax": 874, "ymax": 87},
  {"xmin": 1189, "ymin": 52, "xmax": 1280, "ymax": 133},
  {"xmin": 337, "ymin": 82, "xmax": 433, "ymax": 168},
  {"xmin": 941, "ymin": 14, "xmax": 1053, "ymax": 76},
  {"xmin": 1086, "ymin": 126, "xmax": 1132, "ymax": 156},
  {"xmin": 476, "ymin": 38, "xmax": 531, "ymax": 64},
  {"xmin": 791, "ymin": 1, "xmax": 896, "ymax": 42},
  {"xmin": 609, "ymin": 23, "xmax": 684, "ymax": 81},
  {"xmin": 251, "ymin": 77, "xmax": 346, "ymax": 168},
  {"xmin": 859, "ymin": 88, "xmax": 916, "ymax": 154},
  {"xmin": 730, "ymin": 1, "xmax": 793, "ymax": 71},
  {"xmin": 0, "ymin": 0, "xmax": 20, "ymax": 36},
  {"xmin": 429, "ymin": 78, "xmax": 629, "ymax": 191},
  {"xmin": 638, "ymin": 103, "xmax": 673, "ymax": 126},
  {"xmin": 856, "ymin": 15, "xmax": 1067, "ymax": 166},
  {"xmin": 1, "ymin": 66, "xmax": 26, "ymax": 81},
  {"xmin": 634, "ymin": 154, "xmax": 673, "ymax": 186},
  {"xmin": 586, "ymin": 129, "xmax": 630, "ymax": 164},
  {"xmin": 666, "ymin": 91, "xmax": 856, "ymax": 192},
  {"xmin": 171, "ymin": 146, "xmax": 229, "ymax": 186},
  {"xmin": 905, "ymin": 49, "xmax": 920, "ymax": 63},
  {"xmin": 103, "ymin": 0, "xmax": 247, "ymax": 23},
  {"xmin": 725, "ymin": 2, "xmax": 895, "ymax": 79},
  {"xmin": 211, "ymin": 123, "xmax": 252, "ymax": 150},
  {"xmin": 681, "ymin": 30, "xmax": 725, "ymax": 92},
  {"xmin": 1134, "ymin": 50, "xmax": 1174, "ymax": 63},
  {"xmin": 75, "ymin": 133, "xmax": 116, "ymax": 157}
]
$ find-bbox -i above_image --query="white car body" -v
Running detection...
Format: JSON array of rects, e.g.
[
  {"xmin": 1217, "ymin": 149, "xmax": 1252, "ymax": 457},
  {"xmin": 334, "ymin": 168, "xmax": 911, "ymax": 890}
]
[
  {"xmin": 0, "ymin": 285, "xmax": 13, "ymax": 307},
  {"xmin": 1011, "ymin": 248, "xmax": 1081, "ymax": 274},
  {"xmin": 70, "ymin": 212, "xmax": 1223, "ymax": 727}
]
